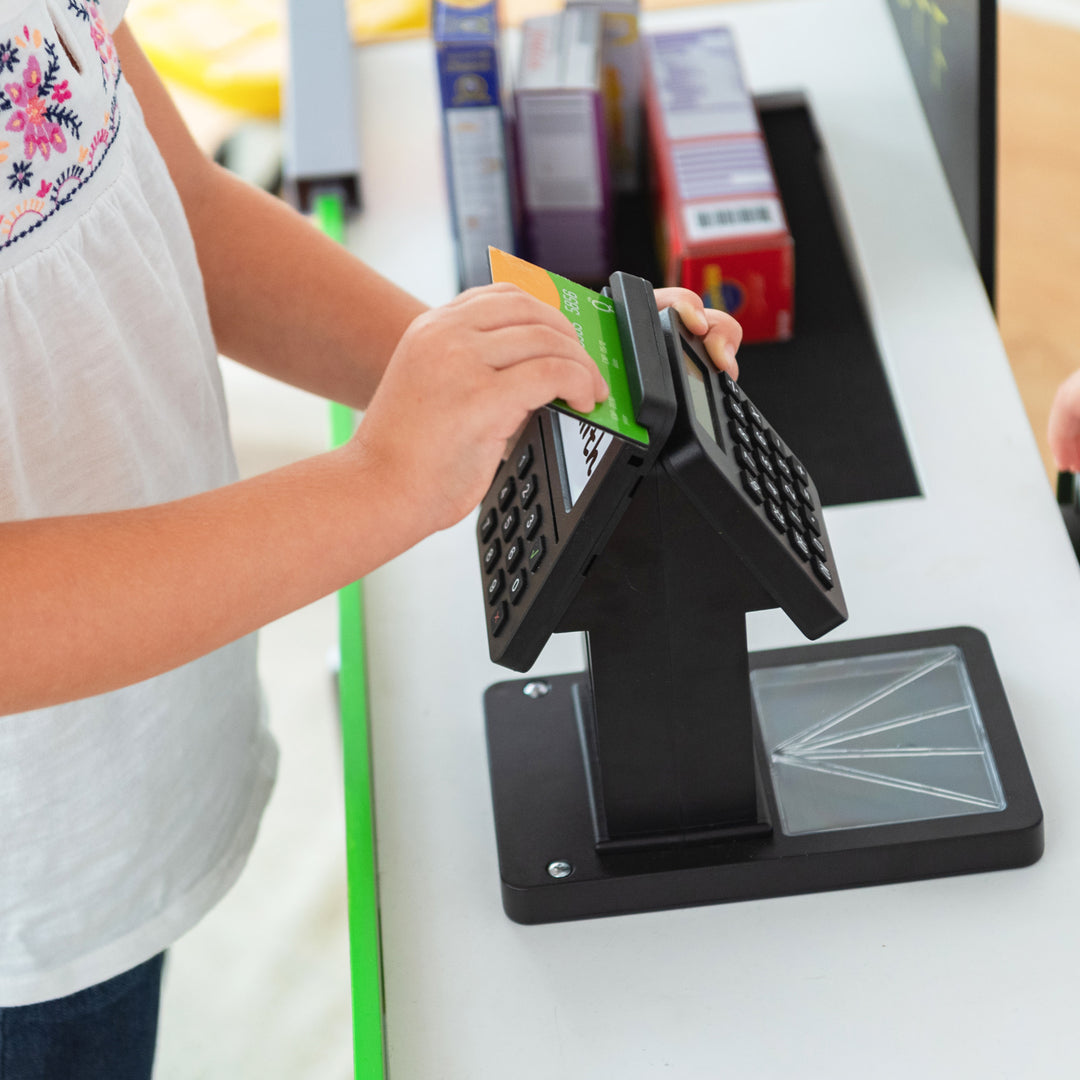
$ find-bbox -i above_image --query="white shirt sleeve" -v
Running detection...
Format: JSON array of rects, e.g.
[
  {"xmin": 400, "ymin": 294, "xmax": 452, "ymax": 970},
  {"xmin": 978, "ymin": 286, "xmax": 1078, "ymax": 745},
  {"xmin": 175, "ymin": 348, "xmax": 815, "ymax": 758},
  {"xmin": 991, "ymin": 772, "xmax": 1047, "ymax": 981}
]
[{"xmin": 98, "ymin": 0, "xmax": 130, "ymax": 32}]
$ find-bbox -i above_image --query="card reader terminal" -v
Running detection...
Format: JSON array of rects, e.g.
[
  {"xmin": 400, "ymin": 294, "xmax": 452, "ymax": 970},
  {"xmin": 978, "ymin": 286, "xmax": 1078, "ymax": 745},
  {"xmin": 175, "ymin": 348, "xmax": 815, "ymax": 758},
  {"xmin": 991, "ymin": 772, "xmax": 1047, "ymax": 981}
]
[
  {"xmin": 475, "ymin": 270, "xmax": 847, "ymax": 672},
  {"xmin": 477, "ymin": 264, "xmax": 1041, "ymax": 925},
  {"xmin": 659, "ymin": 306, "xmax": 847, "ymax": 641},
  {"xmin": 476, "ymin": 272, "xmax": 676, "ymax": 671}
]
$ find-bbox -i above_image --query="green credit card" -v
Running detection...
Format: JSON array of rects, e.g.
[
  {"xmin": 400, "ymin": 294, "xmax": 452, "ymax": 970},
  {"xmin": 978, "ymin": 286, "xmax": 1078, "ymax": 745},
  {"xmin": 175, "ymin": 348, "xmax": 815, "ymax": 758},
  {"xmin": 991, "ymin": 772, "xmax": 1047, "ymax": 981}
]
[{"xmin": 488, "ymin": 248, "xmax": 649, "ymax": 446}]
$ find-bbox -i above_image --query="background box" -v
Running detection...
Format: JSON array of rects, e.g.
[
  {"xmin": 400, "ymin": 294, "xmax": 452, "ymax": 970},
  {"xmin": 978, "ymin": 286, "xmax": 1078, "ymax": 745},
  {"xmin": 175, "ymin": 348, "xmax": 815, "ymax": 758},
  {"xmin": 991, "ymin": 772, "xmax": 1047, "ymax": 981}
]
[
  {"xmin": 434, "ymin": 0, "xmax": 517, "ymax": 289},
  {"xmin": 516, "ymin": 8, "xmax": 612, "ymax": 284},
  {"xmin": 645, "ymin": 26, "xmax": 793, "ymax": 343}
]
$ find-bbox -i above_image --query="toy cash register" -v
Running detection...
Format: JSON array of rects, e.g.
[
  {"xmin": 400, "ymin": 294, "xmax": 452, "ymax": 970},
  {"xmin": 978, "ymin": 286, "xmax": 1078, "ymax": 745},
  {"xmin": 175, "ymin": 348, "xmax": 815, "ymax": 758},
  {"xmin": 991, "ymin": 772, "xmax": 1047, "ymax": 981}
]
[{"xmin": 477, "ymin": 252, "xmax": 1043, "ymax": 925}]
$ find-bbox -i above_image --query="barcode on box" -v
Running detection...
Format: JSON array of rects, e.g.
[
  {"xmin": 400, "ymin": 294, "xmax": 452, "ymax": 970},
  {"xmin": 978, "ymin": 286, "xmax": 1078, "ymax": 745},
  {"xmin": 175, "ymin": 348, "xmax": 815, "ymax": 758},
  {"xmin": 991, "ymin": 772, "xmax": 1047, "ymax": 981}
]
[{"xmin": 684, "ymin": 197, "xmax": 784, "ymax": 242}]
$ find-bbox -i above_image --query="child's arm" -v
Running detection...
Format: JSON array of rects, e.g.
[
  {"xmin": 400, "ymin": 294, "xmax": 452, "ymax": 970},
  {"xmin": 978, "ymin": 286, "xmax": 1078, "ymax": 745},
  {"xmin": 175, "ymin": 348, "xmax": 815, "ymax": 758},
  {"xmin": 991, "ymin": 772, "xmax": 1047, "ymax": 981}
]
[
  {"xmin": 0, "ymin": 285, "xmax": 607, "ymax": 716},
  {"xmin": 113, "ymin": 25, "xmax": 744, "ymax": 398}
]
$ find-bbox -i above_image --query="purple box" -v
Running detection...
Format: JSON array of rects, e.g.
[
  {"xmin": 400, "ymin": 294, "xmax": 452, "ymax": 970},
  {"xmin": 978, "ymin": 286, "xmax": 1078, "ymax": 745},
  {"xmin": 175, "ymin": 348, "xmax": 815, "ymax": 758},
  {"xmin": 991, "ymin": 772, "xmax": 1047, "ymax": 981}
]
[{"xmin": 515, "ymin": 9, "xmax": 612, "ymax": 285}]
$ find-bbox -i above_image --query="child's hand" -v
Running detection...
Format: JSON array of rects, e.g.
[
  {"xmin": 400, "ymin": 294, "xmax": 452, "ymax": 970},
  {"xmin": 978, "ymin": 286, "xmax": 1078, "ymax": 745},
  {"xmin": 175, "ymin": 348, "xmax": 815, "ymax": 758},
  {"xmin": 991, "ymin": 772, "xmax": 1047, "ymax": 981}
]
[
  {"xmin": 1049, "ymin": 369, "xmax": 1080, "ymax": 472},
  {"xmin": 352, "ymin": 283, "xmax": 609, "ymax": 538},
  {"xmin": 654, "ymin": 288, "xmax": 743, "ymax": 380}
]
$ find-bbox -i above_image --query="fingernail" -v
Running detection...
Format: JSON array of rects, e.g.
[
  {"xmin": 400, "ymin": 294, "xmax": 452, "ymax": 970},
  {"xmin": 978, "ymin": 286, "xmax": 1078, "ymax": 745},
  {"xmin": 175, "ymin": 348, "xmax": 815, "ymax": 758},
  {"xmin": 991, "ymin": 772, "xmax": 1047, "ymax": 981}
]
[
  {"xmin": 724, "ymin": 342, "xmax": 738, "ymax": 370},
  {"xmin": 678, "ymin": 303, "xmax": 706, "ymax": 332}
]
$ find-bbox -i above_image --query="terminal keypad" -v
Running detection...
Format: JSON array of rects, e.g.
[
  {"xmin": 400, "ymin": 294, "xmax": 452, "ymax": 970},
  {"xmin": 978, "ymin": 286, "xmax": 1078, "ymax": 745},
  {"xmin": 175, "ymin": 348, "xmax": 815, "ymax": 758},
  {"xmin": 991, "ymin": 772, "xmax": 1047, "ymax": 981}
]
[
  {"xmin": 505, "ymin": 537, "xmax": 523, "ymax": 572},
  {"xmin": 524, "ymin": 504, "xmax": 542, "ymax": 539},
  {"xmin": 718, "ymin": 374, "xmax": 835, "ymax": 591},
  {"xmin": 515, "ymin": 444, "xmax": 533, "ymax": 478},
  {"xmin": 477, "ymin": 435, "xmax": 552, "ymax": 639},
  {"xmin": 501, "ymin": 508, "xmax": 519, "ymax": 542}
]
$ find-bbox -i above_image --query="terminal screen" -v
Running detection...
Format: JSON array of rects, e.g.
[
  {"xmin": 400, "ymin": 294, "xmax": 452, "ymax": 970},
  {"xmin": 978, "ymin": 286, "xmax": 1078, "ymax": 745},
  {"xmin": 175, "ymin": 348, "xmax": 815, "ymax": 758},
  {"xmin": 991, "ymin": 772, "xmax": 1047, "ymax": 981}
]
[
  {"xmin": 682, "ymin": 344, "xmax": 718, "ymax": 444},
  {"xmin": 554, "ymin": 409, "xmax": 614, "ymax": 509}
]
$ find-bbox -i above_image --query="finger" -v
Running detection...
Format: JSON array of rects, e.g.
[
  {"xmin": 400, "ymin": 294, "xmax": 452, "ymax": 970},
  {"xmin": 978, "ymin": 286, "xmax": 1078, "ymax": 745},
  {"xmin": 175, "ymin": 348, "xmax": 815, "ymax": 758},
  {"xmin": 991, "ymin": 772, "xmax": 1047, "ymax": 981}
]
[
  {"xmin": 654, "ymin": 288, "xmax": 710, "ymax": 337},
  {"xmin": 699, "ymin": 309, "xmax": 743, "ymax": 377},
  {"xmin": 702, "ymin": 327, "xmax": 739, "ymax": 379},
  {"xmin": 702, "ymin": 306, "xmax": 743, "ymax": 345},
  {"xmin": 1048, "ymin": 412, "xmax": 1080, "ymax": 472},
  {"xmin": 1051, "ymin": 441, "xmax": 1080, "ymax": 474},
  {"xmin": 452, "ymin": 283, "xmax": 580, "ymax": 339},
  {"xmin": 655, "ymin": 289, "xmax": 744, "ymax": 376},
  {"xmin": 480, "ymin": 325, "xmax": 609, "ymax": 402},
  {"xmin": 504, "ymin": 416, "xmax": 529, "ymax": 461},
  {"xmin": 495, "ymin": 353, "xmax": 605, "ymax": 419},
  {"xmin": 449, "ymin": 280, "xmax": 521, "ymax": 306},
  {"xmin": 479, "ymin": 324, "xmax": 592, "ymax": 369},
  {"xmin": 1048, "ymin": 380, "xmax": 1080, "ymax": 470}
]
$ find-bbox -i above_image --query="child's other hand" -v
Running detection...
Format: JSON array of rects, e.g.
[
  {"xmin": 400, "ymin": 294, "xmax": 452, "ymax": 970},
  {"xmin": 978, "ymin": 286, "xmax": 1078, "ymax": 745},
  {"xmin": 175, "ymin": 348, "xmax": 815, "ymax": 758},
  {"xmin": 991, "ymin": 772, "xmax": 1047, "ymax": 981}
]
[
  {"xmin": 654, "ymin": 288, "xmax": 743, "ymax": 380},
  {"xmin": 1049, "ymin": 369, "xmax": 1080, "ymax": 473},
  {"xmin": 353, "ymin": 283, "xmax": 608, "ymax": 538}
]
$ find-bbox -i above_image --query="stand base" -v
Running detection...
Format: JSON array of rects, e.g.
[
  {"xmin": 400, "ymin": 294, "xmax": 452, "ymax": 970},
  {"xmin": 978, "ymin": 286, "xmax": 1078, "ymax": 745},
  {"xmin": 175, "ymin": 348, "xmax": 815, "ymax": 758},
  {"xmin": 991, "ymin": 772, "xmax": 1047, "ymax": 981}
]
[{"xmin": 483, "ymin": 628, "xmax": 1042, "ymax": 924}]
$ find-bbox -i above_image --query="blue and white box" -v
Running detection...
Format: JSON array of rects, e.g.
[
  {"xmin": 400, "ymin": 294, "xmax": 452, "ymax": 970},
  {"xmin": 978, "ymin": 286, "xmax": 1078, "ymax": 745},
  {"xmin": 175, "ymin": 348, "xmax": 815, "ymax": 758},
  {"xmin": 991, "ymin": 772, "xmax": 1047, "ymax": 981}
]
[{"xmin": 433, "ymin": 0, "xmax": 517, "ymax": 289}]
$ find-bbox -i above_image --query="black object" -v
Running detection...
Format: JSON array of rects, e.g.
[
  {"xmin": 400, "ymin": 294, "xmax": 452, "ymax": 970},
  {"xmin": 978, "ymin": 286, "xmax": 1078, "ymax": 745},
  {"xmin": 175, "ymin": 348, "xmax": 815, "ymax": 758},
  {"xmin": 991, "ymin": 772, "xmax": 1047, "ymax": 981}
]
[
  {"xmin": 474, "ymin": 276, "xmax": 846, "ymax": 672},
  {"xmin": 734, "ymin": 102, "xmax": 921, "ymax": 508},
  {"xmin": 485, "ymin": 628, "xmax": 1041, "ymax": 924},
  {"xmin": 615, "ymin": 99, "xmax": 921, "ymax": 509},
  {"xmin": 886, "ymin": 0, "xmax": 997, "ymax": 307},
  {"xmin": 478, "ymin": 271, "xmax": 1040, "ymax": 924},
  {"xmin": 1056, "ymin": 471, "xmax": 1080, "ymax": 560},
  {"xmin": 475, "ymin": 273, "xmax": 675, "ymax": 669}
]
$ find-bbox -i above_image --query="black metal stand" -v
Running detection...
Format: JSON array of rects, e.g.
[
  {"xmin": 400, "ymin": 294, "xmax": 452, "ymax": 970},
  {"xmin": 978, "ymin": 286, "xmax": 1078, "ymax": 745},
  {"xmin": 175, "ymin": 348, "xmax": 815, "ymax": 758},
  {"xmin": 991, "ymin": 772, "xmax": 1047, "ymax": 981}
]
[
  {"xmin": 557, "ymin": 470, "xmax": 774, "ymax": 847},
  {"xmin": 483, "ymin": 463, "xmax": 1043, "ymax": 923}
]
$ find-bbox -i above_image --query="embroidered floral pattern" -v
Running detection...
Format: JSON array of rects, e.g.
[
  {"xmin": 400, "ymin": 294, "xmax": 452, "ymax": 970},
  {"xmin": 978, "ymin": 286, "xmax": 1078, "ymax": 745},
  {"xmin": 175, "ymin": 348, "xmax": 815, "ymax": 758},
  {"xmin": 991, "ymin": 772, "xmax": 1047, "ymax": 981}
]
[
  {"xmin": 0, "ymin": 40, "xmax": 19, "ymax": 74},
  {"xmin": 7, "ymin": 53, "xmax": 69, "ymax": 160},
  {"xmin": 7, "ymin": 158, "xmax": 32, "ymax": 191},
  {"xmin": 88, "ymin": 7, "xmax": 114, "ymax": 67},
  {"xmin": 0, "ymin": 2, "xmax": 122, "ymax": 249}
]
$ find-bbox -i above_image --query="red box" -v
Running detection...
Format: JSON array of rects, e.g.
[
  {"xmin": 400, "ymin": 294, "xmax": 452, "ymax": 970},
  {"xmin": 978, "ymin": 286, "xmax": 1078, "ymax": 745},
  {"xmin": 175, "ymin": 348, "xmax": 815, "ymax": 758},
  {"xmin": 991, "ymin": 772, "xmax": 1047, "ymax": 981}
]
[{"xmin": 645, "ymin": 27, "xmax": 793, "ymax": 343}]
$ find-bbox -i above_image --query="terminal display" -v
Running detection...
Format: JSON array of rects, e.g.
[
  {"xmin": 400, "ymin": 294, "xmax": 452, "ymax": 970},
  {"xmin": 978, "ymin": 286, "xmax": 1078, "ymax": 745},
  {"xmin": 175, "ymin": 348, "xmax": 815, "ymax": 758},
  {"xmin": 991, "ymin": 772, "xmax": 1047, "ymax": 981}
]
[{"xmin": 554, "ymin": 413, "xmax": 612, "ymax": 510}]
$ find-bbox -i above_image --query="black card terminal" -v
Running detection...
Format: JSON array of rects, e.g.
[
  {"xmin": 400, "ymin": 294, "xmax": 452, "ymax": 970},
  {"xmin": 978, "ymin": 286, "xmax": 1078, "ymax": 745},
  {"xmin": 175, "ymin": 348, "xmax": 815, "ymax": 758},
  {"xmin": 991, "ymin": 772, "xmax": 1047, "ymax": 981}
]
[
  {"xmin": 477, "ymin": 269, "xmax": 1042, "ymax": 927},
  {"xmin": 475, "ymin": 271, "xmax": 847, "ymax": 672}
]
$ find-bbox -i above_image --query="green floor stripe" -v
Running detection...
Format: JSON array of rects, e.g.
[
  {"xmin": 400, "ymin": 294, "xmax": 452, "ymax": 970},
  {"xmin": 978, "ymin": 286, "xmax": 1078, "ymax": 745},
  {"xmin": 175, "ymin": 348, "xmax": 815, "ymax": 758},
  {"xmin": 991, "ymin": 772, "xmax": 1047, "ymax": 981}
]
[{"xmin": 314, "ymin": 191, "xmax": 386, "ymax": 1079}]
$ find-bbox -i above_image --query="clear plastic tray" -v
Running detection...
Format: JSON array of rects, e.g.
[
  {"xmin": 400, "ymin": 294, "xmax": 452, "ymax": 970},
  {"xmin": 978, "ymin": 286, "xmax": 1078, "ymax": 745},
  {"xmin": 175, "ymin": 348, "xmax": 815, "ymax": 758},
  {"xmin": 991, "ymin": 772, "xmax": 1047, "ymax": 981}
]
[{"xmin": 750, "ymin": 646, "xmax": 1006, "ymax": 836}]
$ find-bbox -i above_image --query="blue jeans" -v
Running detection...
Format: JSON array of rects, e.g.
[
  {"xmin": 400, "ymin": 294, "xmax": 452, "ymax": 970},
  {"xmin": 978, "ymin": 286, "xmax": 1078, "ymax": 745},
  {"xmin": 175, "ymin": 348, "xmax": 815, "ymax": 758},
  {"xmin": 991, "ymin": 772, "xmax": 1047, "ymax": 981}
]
[{"xmin": 0, "ymin": 953, "xmax": 164, "ymax": 1080}]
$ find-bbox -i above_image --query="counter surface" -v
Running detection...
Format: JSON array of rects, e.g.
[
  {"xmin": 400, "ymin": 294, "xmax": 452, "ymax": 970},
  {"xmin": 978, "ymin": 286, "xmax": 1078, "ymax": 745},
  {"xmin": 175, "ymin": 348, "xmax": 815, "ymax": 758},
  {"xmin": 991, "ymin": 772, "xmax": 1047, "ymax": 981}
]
[{"xmin": 349, "ymin": 3, "xmax": 1077, "ymax": 1075}]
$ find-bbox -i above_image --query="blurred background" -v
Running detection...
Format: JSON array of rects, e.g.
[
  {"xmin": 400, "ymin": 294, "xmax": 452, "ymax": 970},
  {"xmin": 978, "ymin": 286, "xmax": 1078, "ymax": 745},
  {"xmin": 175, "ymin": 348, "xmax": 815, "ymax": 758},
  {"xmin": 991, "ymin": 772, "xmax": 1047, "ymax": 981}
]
[{"xmin": 128, "ymin": 1, "xmax": 1080, "ymax": 1075}]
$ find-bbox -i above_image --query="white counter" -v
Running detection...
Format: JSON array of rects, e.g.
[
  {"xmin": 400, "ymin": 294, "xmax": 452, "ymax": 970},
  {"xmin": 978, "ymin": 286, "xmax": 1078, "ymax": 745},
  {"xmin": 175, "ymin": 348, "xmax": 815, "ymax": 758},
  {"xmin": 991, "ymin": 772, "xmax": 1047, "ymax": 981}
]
[{"xmin": 349, "ymin": 2, "xmax": 1079, "ymax": 1075}]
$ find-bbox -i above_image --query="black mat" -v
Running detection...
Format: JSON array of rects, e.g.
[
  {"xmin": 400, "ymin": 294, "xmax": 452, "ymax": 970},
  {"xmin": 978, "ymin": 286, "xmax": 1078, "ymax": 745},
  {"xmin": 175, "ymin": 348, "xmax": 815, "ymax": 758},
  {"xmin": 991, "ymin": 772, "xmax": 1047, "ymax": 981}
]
[
  {"xmin": 729, "ymin": 105, "xmax": 921, "ymax": 505},
  {"xmin": 616, "ymin": 102, "xmax": 920, "ymax": 508}
]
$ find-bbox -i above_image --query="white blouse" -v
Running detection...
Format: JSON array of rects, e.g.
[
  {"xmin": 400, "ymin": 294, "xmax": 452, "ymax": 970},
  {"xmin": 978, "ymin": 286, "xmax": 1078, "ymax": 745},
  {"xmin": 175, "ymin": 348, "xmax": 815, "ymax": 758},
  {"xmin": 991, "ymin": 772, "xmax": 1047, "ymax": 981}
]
[{"xmin": 0, "ymin": 0, "xmax": 277, "ymax": 1004}]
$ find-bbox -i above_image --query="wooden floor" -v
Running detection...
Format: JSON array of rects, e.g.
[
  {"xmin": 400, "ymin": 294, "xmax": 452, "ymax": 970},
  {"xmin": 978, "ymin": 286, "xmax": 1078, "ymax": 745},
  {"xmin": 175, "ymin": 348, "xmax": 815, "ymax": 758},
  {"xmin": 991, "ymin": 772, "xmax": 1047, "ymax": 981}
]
[
  {"xmin": 998, "ymin": 10, "xmax": 1080, "ymax": 484},
  {"xmin": 503, "ymin": 2, "xmax": 1080, "ymax": 486}
]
